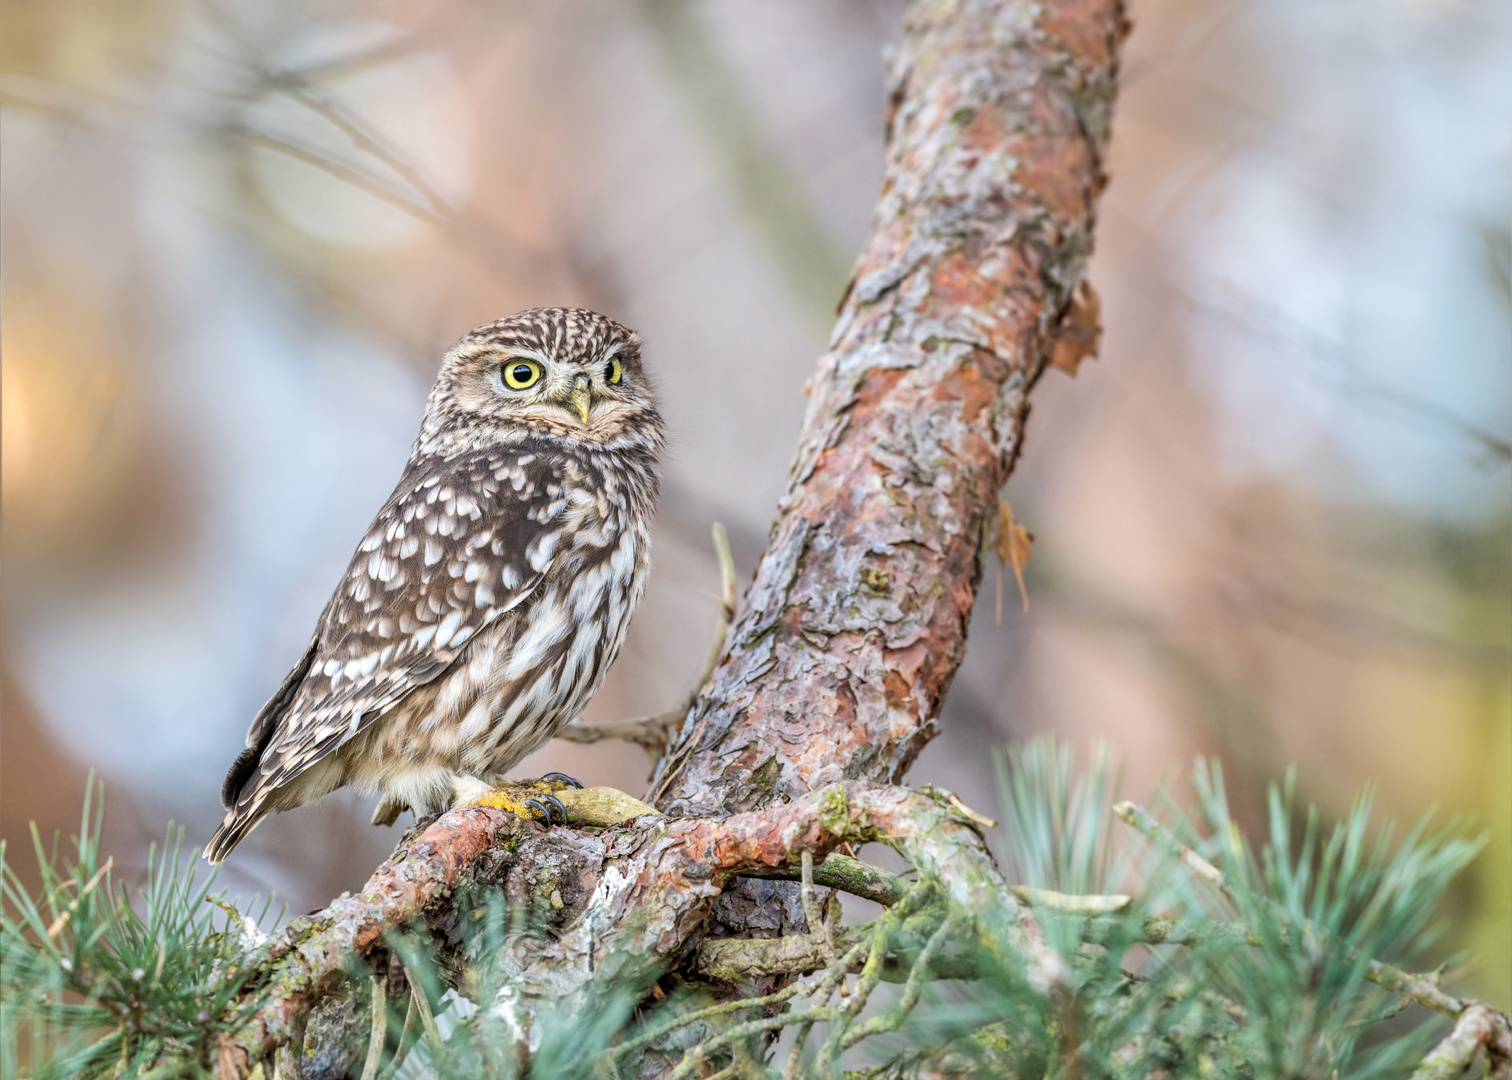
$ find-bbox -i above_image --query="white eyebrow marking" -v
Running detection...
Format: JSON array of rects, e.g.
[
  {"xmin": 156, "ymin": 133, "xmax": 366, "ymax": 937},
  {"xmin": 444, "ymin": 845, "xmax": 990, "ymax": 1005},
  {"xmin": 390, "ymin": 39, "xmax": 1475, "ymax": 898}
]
[{"xmin": 497, "ymin": 346, "xmax": 551, "ymax": 364}]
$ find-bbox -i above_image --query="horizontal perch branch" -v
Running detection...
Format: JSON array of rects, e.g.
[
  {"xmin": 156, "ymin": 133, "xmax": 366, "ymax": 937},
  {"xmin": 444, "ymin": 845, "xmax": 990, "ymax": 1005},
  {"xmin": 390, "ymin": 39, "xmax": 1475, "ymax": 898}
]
[{"xmin": 226, "ymin": 780, "xmax": 1026, "ymax": 1069}]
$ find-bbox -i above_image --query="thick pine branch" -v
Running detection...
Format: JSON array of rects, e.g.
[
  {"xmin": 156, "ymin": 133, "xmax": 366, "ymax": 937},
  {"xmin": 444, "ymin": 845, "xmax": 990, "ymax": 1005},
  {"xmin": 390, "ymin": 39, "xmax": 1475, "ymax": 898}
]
[{"xmin": 650, "ymin": 0, "xmax": 1126, "ymax": 818}]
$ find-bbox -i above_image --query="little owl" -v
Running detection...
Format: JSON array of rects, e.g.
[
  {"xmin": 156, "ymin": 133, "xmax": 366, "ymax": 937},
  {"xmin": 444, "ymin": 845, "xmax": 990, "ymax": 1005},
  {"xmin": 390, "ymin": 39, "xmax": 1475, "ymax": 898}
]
[{"xmin": 207, "ymin": 308, "xmax": 662, "ymax": 863}]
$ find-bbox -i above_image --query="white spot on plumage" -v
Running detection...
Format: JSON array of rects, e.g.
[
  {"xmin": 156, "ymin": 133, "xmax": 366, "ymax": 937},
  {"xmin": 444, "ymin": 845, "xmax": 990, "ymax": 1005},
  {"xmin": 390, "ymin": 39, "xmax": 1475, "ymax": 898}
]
[
  {"xmin": 432, "ymin": 609, "xmax": 464, "ymax": 648},
  {"xmin": 527, "ymin": 532, "xmax": 559, "ymax": 572}
]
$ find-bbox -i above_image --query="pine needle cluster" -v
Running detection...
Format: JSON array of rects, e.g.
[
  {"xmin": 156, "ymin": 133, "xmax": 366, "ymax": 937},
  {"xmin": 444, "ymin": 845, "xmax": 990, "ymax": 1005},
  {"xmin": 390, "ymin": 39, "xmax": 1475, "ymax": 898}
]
[{"xmin": 1, "ymin": 784, "xmax": 273, "ymax": 1078}]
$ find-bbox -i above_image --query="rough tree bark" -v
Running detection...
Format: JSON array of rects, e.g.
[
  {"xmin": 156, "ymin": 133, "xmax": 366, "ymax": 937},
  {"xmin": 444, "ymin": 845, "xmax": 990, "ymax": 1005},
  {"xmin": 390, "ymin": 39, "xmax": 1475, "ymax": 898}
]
[
  {"xmin": 651, "ymin": 0, "xmax": 1119, "ymax": 821},
  {"xmin": 221, "ymin": 0, "xmax": 1128, "ymax": 1074}
]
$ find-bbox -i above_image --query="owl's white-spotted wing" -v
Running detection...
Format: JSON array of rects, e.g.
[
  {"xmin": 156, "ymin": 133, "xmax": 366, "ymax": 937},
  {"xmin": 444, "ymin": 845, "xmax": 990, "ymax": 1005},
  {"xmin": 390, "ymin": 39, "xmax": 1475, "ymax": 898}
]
[{"xmin": 222, "ymin": 446, "xmax": 584, "ymax": 812}]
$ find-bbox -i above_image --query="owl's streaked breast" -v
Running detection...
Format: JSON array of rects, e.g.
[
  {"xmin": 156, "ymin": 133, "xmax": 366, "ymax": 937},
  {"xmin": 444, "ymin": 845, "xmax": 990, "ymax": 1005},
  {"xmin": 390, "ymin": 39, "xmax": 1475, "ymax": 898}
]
[{"xmin": 335, "ymin": 445, "xmax": 656, "ymax": 810}]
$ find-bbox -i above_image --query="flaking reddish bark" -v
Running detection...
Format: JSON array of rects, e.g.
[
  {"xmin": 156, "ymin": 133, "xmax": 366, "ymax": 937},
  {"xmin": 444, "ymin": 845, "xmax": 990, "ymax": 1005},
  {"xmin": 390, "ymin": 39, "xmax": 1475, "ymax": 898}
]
[
  {"xmin": 652, "ymin": 0, "xmax": 1128, "ymax": 818},
  {"xmin": 231, "ymin": 807, "xmax": 516, "ymax": 1060}
]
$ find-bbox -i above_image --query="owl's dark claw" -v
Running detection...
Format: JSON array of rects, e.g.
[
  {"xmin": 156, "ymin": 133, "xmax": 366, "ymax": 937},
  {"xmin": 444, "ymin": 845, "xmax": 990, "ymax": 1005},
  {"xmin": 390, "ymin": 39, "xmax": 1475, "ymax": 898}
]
[
  {"xmin": 524, "ymin": 794, "xmax": 571, "ymax": 825},
  {"xmin": 541, "ymin": 771, "xmax": 584, "ymax": 789},
  {"xmin": 525, "ymin": 797, "xmax": 555, "ymax": 824}
]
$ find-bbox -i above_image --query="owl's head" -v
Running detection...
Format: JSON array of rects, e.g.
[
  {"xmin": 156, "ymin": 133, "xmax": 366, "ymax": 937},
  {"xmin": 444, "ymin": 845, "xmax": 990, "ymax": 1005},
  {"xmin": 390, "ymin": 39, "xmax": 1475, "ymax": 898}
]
[{"xmin": 418, "ymin": 308, "xmax": 662, "ymax": 454}]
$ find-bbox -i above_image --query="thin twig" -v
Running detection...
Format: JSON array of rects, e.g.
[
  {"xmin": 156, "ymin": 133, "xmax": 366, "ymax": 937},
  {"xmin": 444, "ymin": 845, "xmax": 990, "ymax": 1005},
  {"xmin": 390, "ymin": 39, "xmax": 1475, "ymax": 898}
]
[
  {"xmin": 735, "ymin": 853, "xmax": 907, "ymax": 907},
  {"xmin": 553, "ymin": 712, "xmax": 683, "ymax": 752},
  {"xmin": 647, "ymin": 524, "xmax": 738, "ymax": 800},
  {"xmin": 609, "ymin": 938, "xmax": 870, "ymax": 1064},
  {"xmin": 377, "ymin": 992, "xmax": 418, "ymax": 1080},
  {"xmin": 799, "ymin": 851, "xmax": 832, "ymax": 962},
  {"xmin": 1011, "ymin": 886, "xmax": 1132, "ymax": 914},
  {"xmin": 782, "ymin": 1020, "xmax": 814, "ymax": 1080},
  {"xmin": 1112, "ymin": 802, "xmax": 1225, "ymax": 889},
  {"xmin": 644, "ymin": 884, "xmax": 936, "ymax": 1078},
  {"xmin": 359, "ymin": 974, "xmax": 385, "ymax": 1080},
  {"xmin": 842, "ymin": 915, "xmax": 954, "ymax": 1049},
  {"xmin": 665, "ymin": 1009, "xmax": 844, "ymax": 1080},
  {"xmin": 813, "ymin": 887, "xmax": 927, "ymax": 1072},
  {"xmin": 1410, "ymin": 1005, "xmax": 1511, "ymax": 1080},
  {"xmin": 409, "ymin": 977, "xmax": 443, "ymax": 1056},
  {"xmin": 282, "ymin": 86, "xmax": 454, "ymax": 219}
]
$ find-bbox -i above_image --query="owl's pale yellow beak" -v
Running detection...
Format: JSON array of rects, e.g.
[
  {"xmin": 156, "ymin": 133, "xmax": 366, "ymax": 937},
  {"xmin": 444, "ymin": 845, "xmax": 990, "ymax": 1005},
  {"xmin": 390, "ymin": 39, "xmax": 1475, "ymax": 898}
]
[{"xmin": 570, "ymin": 376, "xmax": 592, "ymax": 424}]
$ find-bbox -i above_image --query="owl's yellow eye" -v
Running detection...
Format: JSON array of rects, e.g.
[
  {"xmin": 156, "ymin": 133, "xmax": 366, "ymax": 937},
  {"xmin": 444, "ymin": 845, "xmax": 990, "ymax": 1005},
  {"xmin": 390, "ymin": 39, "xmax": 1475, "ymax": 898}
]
[
  {"xmin": 503, "ymin": 360, "xmax": 542, "ymax": 390},
  {"xmin": 605, "ymin": 357, "xmax": 623, "ymax": 385}
]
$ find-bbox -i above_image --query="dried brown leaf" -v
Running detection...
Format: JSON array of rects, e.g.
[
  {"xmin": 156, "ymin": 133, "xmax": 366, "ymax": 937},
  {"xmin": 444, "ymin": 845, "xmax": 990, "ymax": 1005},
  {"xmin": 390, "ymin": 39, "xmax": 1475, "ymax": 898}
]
[
  {"xmin": 995, "ymin": 498, "xmax": 1034, "ymax": 618},
  {"xmin": 1049, "ymin": 280, "xmax": 1102, "ymax": 377}
]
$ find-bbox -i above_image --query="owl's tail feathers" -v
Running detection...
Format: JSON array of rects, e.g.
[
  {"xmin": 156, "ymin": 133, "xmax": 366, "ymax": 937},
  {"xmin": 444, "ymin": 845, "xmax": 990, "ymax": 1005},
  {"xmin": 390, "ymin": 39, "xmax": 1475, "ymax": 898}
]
[{"xmin": 205, "ymin": 802, "xmax": 270, "ymax": 864}]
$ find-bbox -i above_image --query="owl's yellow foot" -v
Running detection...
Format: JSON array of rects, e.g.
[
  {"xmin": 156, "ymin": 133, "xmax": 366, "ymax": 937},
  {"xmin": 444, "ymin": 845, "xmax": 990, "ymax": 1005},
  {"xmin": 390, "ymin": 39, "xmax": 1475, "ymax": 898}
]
[
  {"xmin": 461, "ymin": 775, "xmax": 584, "ymax": 825},
  {"xmin": 460, "ymin": 777, "xmax": 660, "ymax": 827}
]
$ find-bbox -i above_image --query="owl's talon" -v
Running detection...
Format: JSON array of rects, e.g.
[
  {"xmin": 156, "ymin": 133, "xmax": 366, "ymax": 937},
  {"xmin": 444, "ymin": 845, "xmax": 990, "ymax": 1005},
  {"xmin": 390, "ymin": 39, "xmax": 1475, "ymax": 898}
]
[
  {"xmin": 542, "ymin": 793, "xmax": 570, "ymax": 822},
  {"xmin": 541, "ymin": 771, "xmax": 584, "ymax": 789},
  {"xmin": 524, "ymin": 797, "xmax": 554, "ymax": 824}
]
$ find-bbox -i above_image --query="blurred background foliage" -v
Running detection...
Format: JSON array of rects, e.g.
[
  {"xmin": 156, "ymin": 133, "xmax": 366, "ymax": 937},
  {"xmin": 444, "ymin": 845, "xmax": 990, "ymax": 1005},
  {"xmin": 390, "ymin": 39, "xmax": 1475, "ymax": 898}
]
[{"xmin": 2, "ymin": 0, "xmax": 1507, "ymax": 1009}]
